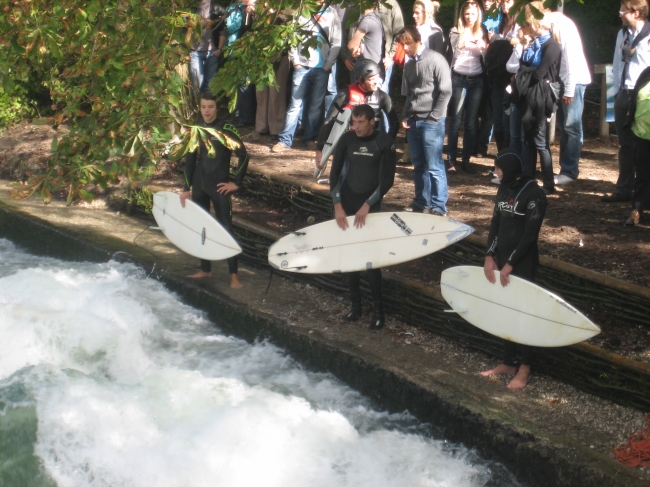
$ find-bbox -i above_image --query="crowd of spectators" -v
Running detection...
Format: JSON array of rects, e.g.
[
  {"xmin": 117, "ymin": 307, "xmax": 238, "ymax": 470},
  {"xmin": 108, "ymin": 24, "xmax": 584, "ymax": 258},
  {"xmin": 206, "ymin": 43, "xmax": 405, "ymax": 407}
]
[{"xmin": 188, "ymin": 0, "xmax": 650, "ymax": 225}]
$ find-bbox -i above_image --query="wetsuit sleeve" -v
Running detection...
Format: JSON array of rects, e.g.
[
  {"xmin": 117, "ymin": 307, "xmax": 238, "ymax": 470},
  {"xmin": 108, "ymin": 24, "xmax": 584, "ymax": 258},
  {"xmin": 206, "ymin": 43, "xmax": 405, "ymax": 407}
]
[
  {"xmin": 486, "ymin": 201, "xmax": 500, "ymax": 257},
  {"xmin": 379, "ymin": 91, "xmax": 400, "ymax": 140},
  {"xmin": 366, "ymin": 137, "xmax": 396, "ymax": 207},
  {"xmin": 506, "ymin": 192, "xmax": 547, "ymax": 267},
  {"xmin": 533, "ymin": 41, "xmax": 561, "ymax": 82},
  {"xmin": 317, "ymin": 91, "xmax": 349, "ymax": 151},
  {"xmin": 329, "ymin": 134, "xmax": 348, "ymax": 205},
  {"xmin": 183, "ymin": 149, "xmax": 198, "ymax": 191},
  {"xmin": 223, "ymin": 125, "xmax": 249, "ymax": 187}
]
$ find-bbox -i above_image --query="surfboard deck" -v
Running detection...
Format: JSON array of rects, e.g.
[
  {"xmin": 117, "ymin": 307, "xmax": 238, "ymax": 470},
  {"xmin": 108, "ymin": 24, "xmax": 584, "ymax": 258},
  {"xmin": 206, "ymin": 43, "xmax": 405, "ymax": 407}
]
[
  {"xmin": 314, "ymin": 108, "xmax": 352, "ymax": 180},
  {"xmin": 268, "ymin": 212, "xmax": 474, "ymax": 274},
  {"xmin": 440, "ymin": 266, "xmax": 601, "ymax": 347},
  {"xmin": 152, "ymin": 191, "xmax": 241, "ymax": 261}
]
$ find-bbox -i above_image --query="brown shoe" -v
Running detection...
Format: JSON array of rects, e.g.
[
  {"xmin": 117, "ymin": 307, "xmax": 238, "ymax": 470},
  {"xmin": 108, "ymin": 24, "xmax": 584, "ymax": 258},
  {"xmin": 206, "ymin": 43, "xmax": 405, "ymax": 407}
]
[
  {"xmin": 271, "ymin": 142, "xmax": 290, "ymax": 153},
  {"xmin": 625, "ymin": 209, "xmax": 642, "ymax": 226}
]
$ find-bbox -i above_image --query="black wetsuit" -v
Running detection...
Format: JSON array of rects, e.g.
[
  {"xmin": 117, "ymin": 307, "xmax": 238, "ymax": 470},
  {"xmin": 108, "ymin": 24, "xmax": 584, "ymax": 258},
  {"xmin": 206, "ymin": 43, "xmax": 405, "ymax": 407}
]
[
  {"xmin": 329, "ymin": 129, "xmax": 396, "ymax": 314},
  {"xmin": 316, "ymin": 85, "xmax": 399, "ymax": 151},
  {"xmin": 486, "ymin": 173, "xmax": 547, "ymax": 366},
  {"xmin": 184, "ymin": 119, "xmax": 248, "ymax": 274}
]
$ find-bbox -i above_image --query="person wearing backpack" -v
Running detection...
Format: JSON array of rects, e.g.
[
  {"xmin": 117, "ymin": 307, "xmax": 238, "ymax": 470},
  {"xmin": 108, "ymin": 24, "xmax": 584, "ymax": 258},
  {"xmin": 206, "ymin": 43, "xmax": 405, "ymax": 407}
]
[{"xmin": 603, "ymin": 0, "xmax": 650, "ymax": 203}]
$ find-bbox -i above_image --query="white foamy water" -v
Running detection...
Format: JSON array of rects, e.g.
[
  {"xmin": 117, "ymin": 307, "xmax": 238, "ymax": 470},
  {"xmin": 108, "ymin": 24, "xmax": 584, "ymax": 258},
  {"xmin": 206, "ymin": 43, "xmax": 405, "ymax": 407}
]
[{"xmin": 0, "ymin": 239, "xmax": 519, "ymax": 487}]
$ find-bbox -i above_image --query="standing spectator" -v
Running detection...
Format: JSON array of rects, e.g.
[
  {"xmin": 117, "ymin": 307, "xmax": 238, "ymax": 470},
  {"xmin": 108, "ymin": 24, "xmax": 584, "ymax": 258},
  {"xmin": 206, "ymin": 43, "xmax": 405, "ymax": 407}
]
[
  {"xmin": 447, "ymin": 1, "xmax": 488, "ymax": 174},
  {"xmin": 603, "ymin": 0, "xmax": 650, "ymax": 202},
  {"xmin": 330, "ymin": 104, "xmax": 396, "ymax": 330},
  {"xmin": 412, "ymin": 0, "xmax": 447, "ymax": 57},
  {"xmin": 271, "ymin": 4, "xmax": 341, "ymax": 152},
  {"xmin": 180, "ymin": 92, "xmax": 249, "ymax": 289},
  {"xmin": 376, "ymin": 0, "xmax": 405, "ymax": 94},
  {"xmin": 189, "ymin": 1, "xmax": 226, "ymax": 94},
  {"xmin": 532, "ymin": 3, "xmax": 592, "ymax": 186},
  {"xmin": 480, "ymin": 149, "xmax": 547, "ymax": 389},
  {"xmin": 399, "ymin": 26, "xmax": 452, "ymax": 216},
  {"xmin": 346, "ymin": 8, "xmax": 386, "ymax": 83},
  {"xmin": 626, "ymin": 66, "xmax": 650, "ymax": 225},
  {"xmin": 224, "ymin": 0, "xmax": 257, "ymax": 127}
]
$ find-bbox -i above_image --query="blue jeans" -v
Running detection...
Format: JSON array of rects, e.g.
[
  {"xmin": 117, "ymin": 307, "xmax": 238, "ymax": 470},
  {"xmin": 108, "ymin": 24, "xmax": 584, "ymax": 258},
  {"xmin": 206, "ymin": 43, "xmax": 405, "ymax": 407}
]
[
  {"xmin": 509, "ymin": 102, "xmax": 525, "ymax": 159},
  {"xmin": 407, "ymin": 118, "xmax": 448, "ymax": 214},
  {"xmin": 189, "ymin": 50, "xmax": 220, "ymax": 93},
  {"xmin": 447, "ymin": 73, "xmax": 484, "ymax": 163},
  {"xmin": 279, "ymin": 67, "xmax": 330, "ymax": 147},
  {"xmin": 324, "ymin": 63, "xmax": 338, "ymax": 114},
  {"xmin": 380, "ymin": 63, "xmax": 393, "ymax": 94},
  {"xmin": 556, "ymin": 84, "xmax": 586, "ymax": 179}
]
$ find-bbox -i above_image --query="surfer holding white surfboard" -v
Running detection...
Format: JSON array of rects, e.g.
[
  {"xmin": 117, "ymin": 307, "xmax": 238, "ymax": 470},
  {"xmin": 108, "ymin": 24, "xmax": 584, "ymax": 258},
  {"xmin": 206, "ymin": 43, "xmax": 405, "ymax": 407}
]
[
  {"xmin": 479, "ymin": 149, "xmax": 548, "ymax": 388},
  {"xmin": 329, "ymin": 104, "xmax": 396, "ymax": 330},
  {"xmin": 180, "ymin": 91, "xmax": 249, "ymax": 289},
  {"xmin": 314, "ymin": 59, "xmax": 399, "ymax": 179}
]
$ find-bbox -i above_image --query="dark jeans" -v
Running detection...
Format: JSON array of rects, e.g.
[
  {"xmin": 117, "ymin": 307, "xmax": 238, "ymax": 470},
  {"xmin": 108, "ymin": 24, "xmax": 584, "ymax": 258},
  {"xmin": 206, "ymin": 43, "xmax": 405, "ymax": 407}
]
[
  {"xmin": 524, "ymin": 120, "xmax": 554, "ymax": 190},
  {"xmin": 237, "ymin": 83, "xmax": 257, "ymax": 125},
  {"xmin": 614, "ymin": 90, "xmax": 636, "ymax": 197},
  {"xmin": 633, "ymin": 137, "xmax": 650, "ymax": 211},
  {"xmin": 447, "ymin": 72, "xmax": 484, "ymax": 163},
  {"xmin": 192, "ymin": 190, "xmax": 238, "ymax": 275}
]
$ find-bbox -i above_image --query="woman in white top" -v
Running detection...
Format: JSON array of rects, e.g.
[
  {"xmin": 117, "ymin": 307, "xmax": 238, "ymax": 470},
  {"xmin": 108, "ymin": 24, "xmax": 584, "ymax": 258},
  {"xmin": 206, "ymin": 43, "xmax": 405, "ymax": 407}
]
[
  {"xmin": 412, "ymin": 0, "xmax": 447, "ymax": 57},
  {"xmin": 447, "ymin": 1, "xmax": 488, "ymax": 173}
]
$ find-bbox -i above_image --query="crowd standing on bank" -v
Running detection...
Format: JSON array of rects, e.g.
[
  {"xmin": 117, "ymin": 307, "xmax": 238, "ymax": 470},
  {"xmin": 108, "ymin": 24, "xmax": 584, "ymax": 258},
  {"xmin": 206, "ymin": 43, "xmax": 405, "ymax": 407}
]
[{"xmin": 186, "ymin": 0, "xmax": 650, "ymax": 388}]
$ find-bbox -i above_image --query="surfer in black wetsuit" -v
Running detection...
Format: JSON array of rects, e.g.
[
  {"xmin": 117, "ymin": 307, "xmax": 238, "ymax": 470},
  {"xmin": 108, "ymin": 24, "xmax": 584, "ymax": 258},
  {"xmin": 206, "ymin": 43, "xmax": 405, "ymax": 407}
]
[
  {"xmin": 315, "ymin": 59, "xmax": 399, "ymax": 172},
  {"xmin": 480, "ymin": 148, "xmax": 547, "ymax": 388},
  {"xmin": 330, "ymin": 104, "xmax": 397, "ymax": 330},
  {"xmin": 180, "ymin": 91, "xmax": 249, "ymax": 288}
]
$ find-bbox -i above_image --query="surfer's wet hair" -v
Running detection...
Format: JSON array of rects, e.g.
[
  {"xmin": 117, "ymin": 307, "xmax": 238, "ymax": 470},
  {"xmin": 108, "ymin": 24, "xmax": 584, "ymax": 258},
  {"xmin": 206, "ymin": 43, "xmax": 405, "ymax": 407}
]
[
  {"xmin": 199, "ymin": 91, "xmax": 218, "ymax": 103},
  {"xmin": 351, "ymin": 104, "xmax": 375, "ymax": 122}
]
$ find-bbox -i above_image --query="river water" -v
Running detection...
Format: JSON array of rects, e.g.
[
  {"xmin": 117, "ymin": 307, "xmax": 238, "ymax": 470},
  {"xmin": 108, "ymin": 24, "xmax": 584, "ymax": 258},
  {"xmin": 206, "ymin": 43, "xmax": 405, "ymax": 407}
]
[{"xmin": 0, "ymin": 239, "xmax": 519, "ymax": 487}]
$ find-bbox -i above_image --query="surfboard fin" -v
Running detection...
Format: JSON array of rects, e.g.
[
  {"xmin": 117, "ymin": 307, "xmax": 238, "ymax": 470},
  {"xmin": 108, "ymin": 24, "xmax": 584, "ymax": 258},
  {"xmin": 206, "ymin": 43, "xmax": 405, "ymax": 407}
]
[
  {"xmin": 444, "ymin": 308, "xmax": 468, "ymax": 314},
  {"xmin": 150, "ymin": 226, "xmax": 164, "ymax": 231}
]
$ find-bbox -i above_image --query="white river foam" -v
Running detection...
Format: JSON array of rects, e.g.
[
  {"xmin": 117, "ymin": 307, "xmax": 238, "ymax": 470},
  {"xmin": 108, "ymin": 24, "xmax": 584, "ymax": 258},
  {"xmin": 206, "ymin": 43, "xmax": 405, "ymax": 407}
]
[{"xmin": 0, "ymin": 239, "xmax": 519, "ymax": 487}]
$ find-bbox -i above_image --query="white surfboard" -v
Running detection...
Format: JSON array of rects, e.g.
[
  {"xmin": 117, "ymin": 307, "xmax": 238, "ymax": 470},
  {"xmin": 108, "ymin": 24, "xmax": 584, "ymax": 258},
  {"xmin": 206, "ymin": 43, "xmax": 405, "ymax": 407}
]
[
  {"xmin": 152, "ymin": 191, "xmax": 242, "ymax": 260},
  {"xmin": 268, "ymin": 212, "xmax": 474, "ymax": 274},
  {"xmin": 314, "ymin": 107, "xmax": 352, "ymax": 179},
  {"xmin": 440, "ymin": 266, "xmax": 601, "ymax": 347}
]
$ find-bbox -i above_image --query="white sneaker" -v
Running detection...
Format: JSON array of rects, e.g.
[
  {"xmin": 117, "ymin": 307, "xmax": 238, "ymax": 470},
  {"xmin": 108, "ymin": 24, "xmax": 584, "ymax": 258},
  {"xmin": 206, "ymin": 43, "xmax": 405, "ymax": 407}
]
[
  {"xmin": 491, "ymin": 177, "xmax": 500, "ymax": 185},
  {"xmin": 554, "ymin": 174, "xmax": 575, "ymax": 185}
]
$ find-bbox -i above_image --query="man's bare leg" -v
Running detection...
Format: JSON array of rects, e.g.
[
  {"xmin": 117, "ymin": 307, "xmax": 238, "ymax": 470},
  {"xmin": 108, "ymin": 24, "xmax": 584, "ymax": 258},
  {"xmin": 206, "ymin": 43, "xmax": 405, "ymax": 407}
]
[
  {"xmin": 188, "ymin": 270, "xmax": 212, "ymax": 279},
  {"xmin": 507, "ymin": 365, "xmax": 530, "ymax": 389},
  {"xmin": 480, "ymin": 364, "xmax": 518, "ymax": 376},
  {"xmin": 230, "ymin": 273, "xmax": 242, "ymax": 289}
]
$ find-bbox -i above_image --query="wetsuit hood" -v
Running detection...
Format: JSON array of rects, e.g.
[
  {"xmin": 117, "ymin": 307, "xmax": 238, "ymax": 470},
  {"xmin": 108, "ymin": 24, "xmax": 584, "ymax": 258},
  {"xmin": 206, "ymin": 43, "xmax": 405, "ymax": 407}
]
[{"xmin": 495, "ymin": 148, "xmax": 525, "ymax": 185}]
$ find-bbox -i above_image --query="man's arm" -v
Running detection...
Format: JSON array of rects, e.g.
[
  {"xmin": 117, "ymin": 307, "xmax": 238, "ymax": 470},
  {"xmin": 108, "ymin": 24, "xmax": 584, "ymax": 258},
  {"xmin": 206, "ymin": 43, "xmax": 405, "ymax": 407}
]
[
  {"xmin": 330, "ymin": 135, "xmax": 349, "ymax": 229},
  {"xmin": 612, "ymin": 29, "xmax": 624, "ymax": 95},
  {"xmin": 429, "ymin": 55, "xmax": 452, "ymax": 120},
  {"xmin": 347, "ymin": 29, "xmax": 366, "ymax": 58},
  {"xmin": 324, "ymin": 11, "xmax": 342, "ymax": 70},
  {"xmin": 224, "ymin": 125, "xmax": 249, "ymax": 187},
  {"xmin": 365, "ymin": 137, "xmax": 397, "ymax": 208}
]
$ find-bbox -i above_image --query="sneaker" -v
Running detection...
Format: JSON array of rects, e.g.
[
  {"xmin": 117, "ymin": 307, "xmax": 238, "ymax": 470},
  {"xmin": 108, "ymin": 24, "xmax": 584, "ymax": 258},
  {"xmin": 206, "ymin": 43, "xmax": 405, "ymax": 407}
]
[
  {"xmin": 491, "ymin": 177, "xmax": 501, "ymax": 185},
  {"xmin": 554, "ymin": 174, "xmax": 575, "ymax": 185},
  {"xmin": 404, "ymin": 203, "xmax": 424, "ymax": 213},
  {"xmin": 271, "ymin": 142, "xmax": 290, "ymax": 153},
  {"xmin": 431, "ymin": 210, "xmax": 446, "ymax": 217}
]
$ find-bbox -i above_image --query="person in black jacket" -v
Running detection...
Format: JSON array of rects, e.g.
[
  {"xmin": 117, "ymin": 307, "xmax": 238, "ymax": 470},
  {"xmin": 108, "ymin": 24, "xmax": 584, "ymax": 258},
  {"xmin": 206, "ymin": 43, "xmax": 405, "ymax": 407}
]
[
  {"xmin": 517, "ymin": 6, "xmax": 561, "ymax": 194},
  {"xmin": 480, "ymin": 148, "xmax": 547, "ymax": 389},
  {"xmin": 180, "ymin": 91, "xmax": 249, "ymax": 288},
  {"xmin": 330, "ymin": 104, "xmax": 396, "ymax": 330}
]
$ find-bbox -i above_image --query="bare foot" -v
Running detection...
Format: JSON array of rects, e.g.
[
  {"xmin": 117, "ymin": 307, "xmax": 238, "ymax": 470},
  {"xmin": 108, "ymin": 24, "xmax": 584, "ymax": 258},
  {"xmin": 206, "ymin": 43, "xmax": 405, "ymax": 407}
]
[
  {"xmin": 230, "ymin": 274, "xmax": 242, "ymax": 289},
  {"xmin": 480, "ymin": 364, "xmax": 518, "ymax": 377},
  {"xmin": 188, "ymin": 271, "xmax": 211, "ymax": 279},
  {"xmin": 507, "ymin": 365, "xmax": 530, "ymax": 389}
]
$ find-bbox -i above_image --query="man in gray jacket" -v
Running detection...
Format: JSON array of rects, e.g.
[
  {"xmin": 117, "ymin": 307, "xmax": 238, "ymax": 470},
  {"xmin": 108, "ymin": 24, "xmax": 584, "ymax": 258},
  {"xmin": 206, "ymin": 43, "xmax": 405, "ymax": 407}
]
[{"xmin": 398, "ymin": 26, "xmax": 452, "ymax": 216}]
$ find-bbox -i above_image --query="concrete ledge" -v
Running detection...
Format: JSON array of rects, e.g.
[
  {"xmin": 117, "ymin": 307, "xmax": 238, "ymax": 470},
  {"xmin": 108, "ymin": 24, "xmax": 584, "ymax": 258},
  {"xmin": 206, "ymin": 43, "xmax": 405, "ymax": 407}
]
[{"xmin": 0, "ymin": 195, "xmax": 648, "ymax": 486}]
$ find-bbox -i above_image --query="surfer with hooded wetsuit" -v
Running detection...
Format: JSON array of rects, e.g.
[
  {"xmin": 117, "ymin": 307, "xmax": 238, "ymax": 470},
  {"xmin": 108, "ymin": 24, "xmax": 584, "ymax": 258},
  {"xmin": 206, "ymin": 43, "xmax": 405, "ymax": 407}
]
[
  {"xmin": 315, "ymin": 59, "xmax": 399, "ymax": 172},
  {"xmin": 330, "ymin": 104, "xmax": 397, "ymax": 330},
  {"xmin": 480, "ymin": 148, "xmax": 547, "ymax": 388},
  {"xmin": 180, "ymin": 91, "xmax": 249, "ymax": 288}
]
